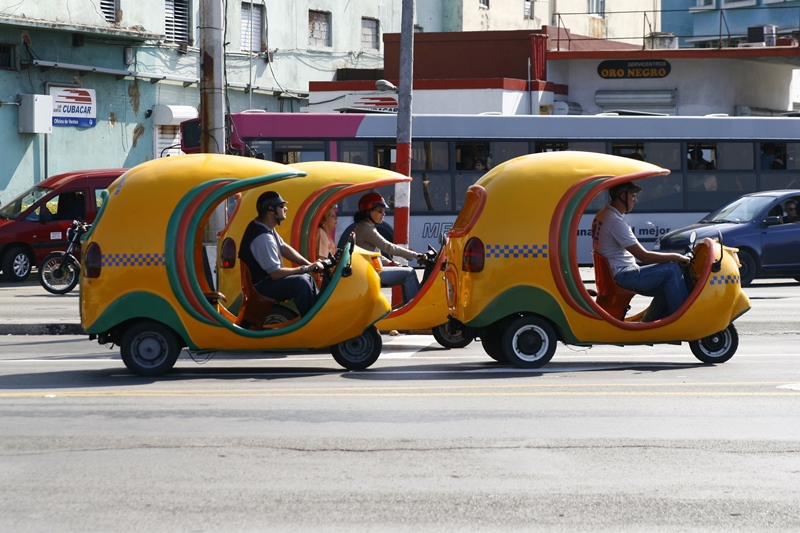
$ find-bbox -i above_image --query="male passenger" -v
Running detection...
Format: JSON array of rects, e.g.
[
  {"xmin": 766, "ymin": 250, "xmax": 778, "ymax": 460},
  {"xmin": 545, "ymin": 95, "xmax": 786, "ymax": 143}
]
[
  {"xmin": 592, "ymin": 182, "xmax": 691, "ymax": 322},
  {"xmin": 238, "ymin": 191, "xmax": 324, "ymax": 316}
]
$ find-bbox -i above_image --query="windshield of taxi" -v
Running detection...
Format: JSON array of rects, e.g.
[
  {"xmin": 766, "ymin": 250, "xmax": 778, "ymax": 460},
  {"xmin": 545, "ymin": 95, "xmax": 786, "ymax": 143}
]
[
  {"xmin": 701, "ymin": 195, "xmax": 775, "ymax": 224},
  {"xmin": 0, "ymin": 186, "xmax": 52, "ymax": 220}
]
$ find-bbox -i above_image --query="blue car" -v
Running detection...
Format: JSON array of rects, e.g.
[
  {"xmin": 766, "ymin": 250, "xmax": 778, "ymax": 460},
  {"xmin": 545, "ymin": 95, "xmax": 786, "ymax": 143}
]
[{"xmin": 654, "ymin": 190, "xmax": 800, "ymax": 286}]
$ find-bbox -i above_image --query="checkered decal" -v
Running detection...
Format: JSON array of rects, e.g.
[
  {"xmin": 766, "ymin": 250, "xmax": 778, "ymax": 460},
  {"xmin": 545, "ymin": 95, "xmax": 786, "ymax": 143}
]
[
  {"xmin": 709, "ymin": 274, "xmax": 739, "ymax": 285},
  {"xmin": 485, "ymin": 244, "xmax": 548, "ymax": 259},
  {"xmin": 102, "ymin": 253, "xmax": 166, "ymax": 267}
]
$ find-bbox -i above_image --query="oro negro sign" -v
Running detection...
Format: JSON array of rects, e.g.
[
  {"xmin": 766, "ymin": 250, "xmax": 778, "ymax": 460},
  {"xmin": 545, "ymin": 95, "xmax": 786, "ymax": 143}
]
[{"xmin": 598, "ymin": 60, "xmax": 671, "ymax": 79}]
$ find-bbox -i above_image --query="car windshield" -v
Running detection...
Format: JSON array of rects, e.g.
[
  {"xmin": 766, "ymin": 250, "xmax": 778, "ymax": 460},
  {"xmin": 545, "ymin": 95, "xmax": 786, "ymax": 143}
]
[
  {"xmin": 700, "ymin": 195, "xmax": 776, "ymax": 223},
  {"xmin": 0, "ymin": 186, "xmax": 52, "ymax": 220}
]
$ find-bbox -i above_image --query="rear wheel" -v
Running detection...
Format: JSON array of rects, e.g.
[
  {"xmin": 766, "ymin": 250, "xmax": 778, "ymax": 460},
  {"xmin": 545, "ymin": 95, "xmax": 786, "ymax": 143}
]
[
  {"xmin": 737, "ymin": 249, "xmax": 756, "ymax": 287},
  {"xmin": 501, "ymin": 315, "xmax": 557, "ymax": 369},
  {"xmin": 331, "ymin": 326, "xmax": 381, "ymax": 370},
  {"xmin": 689, "ymin": 324, "xmax": 738, "ymax": 364},
  {"xmin": 120, "ymin": 320, "xmax": 183, "ymax": 376},
  {"xmin": 432, "ymin": 321, "xmax": 474, "ymax": 349},
  {"xmin": 480, "ymin": 322, "xmax": 508, "ymax": 363},
  {"xmin": 2, "ymin": 246, "xmax": 32, "ymax": 282},
  {"xmin": 39, "ymin": 252, "xmax": 80, "ymax": 294},
  {"xmin": 263, "ymin": 305, "xmax": 298, "ymax": 326}
]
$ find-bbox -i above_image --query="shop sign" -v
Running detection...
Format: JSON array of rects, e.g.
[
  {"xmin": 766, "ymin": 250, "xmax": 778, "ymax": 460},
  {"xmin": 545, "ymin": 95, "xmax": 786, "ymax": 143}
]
[
  {"xmin": 49, "ymin": 88, "xmax": 97, "ymax": 127},
  {"xmin": 597, "ymin": 60, "xmax": 671, "ymax": 80}
]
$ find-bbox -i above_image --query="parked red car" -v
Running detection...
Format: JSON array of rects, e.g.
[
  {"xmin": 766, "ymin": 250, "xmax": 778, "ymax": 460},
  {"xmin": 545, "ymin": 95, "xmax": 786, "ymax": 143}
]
[{"xmin": 0, "ymin": 169, "xmax": 126, "ymax": 282}]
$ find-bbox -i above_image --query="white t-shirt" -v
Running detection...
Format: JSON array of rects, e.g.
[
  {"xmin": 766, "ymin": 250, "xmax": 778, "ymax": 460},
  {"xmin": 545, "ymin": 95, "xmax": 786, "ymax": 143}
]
[{"xmin": 591, "ymin": 204, "xmax": 638, "ymax": 276}]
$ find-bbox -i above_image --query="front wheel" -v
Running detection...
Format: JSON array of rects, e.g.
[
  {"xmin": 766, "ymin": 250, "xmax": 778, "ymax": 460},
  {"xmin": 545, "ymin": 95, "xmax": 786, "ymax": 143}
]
[
  {"xmin": 689, "ymin": 324, "xmax": 738, "ymax": 364},
  {"xmin": 331, "ymin": 326, "xmax": 381, "ymax": 370},
  {"xmin": 120, "ymin": 320, "xmax": 183, "ymax": 376},
  {"xmin": 501, "ymin": 315, "xmax": 557, "ymax": 369},
  {"xmin": 2, "ymin": 246, "xmax": 32, "ymax": 282},
  {"xmin": 737, "ymin": 249, "xmax": 757, "ymax": 287},
  {"xmin": 39, "ymin": 252, "xmax": 80, "ymax": 295},
  {"xmin": 432, "ymin": 321, "xmax": 474, "ymax": 349}
]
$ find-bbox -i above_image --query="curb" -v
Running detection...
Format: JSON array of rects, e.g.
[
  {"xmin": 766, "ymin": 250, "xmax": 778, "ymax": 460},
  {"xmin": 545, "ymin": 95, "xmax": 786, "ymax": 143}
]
[{"xmin": 0, "ymin": 323, "xmax": 85, "ymax": 335}]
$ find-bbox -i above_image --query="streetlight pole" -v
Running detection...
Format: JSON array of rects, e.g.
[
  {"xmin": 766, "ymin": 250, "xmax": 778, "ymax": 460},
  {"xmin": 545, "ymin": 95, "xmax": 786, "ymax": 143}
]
[{"xmin": 394, "ymin": 0, "xmax": 415, "ymax": 254}]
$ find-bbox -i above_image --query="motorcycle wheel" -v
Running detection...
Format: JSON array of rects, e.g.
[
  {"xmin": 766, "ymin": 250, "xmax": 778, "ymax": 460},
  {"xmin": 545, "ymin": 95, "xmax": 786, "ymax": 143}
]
[
  {"xmin": 39, "ymin": 252, "xmax": 80, "ymax": 295},
  {"xmin": 432, "ymin": 321, "xmax": 473, "ymax": 349},
  {"xmin": 120, "ymin": 320, "xmax": 183, "ymax": 376},
  {"xmin": 689, "ymin": 324, "xmax": 738, "ymax": 364},
  {"xmin": 331, "ymin": 326, "xmax": 381, "ymax": 370}
]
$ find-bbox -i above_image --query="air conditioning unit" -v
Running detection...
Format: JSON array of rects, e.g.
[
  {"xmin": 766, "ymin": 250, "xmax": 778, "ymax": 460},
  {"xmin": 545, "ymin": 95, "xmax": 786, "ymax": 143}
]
[{"xmin": 748, "ymin": 25, "xmax": 777, "ymax": 47}]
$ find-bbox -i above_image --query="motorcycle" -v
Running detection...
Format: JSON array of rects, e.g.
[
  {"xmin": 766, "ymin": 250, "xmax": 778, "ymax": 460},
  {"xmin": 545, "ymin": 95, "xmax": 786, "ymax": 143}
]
[{"xmin": 38, "ymin": 220, "xmax": 90, "ymax": 295}]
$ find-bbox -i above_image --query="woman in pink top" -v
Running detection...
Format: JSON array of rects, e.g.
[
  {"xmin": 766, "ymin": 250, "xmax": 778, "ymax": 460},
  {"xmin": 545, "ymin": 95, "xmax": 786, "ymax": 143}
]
[{"xmin": 317, "ymin": 206, "xmax": 338, "ymax": 259}]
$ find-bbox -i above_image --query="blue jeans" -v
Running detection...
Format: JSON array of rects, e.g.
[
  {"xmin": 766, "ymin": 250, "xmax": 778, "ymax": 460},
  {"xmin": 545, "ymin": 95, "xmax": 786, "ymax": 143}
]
[
  {"xmin": 255, "ymin": 274, "xmax": 319, "ymax": 316},
  {"xmin": 614, "ymin": 263, "xmax": 688, "ymax": 322},
  {"xmin": 380, "ymin": 266, "xmax": 420, "ymax": 304}
]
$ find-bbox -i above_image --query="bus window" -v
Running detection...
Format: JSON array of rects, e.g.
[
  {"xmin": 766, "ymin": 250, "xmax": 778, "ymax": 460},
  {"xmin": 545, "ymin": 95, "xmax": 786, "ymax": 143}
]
[
  {"xmin": 687, "ymin": 173, "xmax": 756, "ymax": 211},
  {"xmin": 274, "ymin": 140, "xmax": 326, "ymax": 163},
  {"xmin": 373, "ymin": 142, "xmax": 396, "ymax": 170},
  {"xmin": 535, "ymin": 142, "xmax": 568, "ymax": 153},
  {"xmin": 340, "ymin": 141, "xmax": 369, "ymax": 165},
  {"xmin": 717, "ymin": 142, "xmax": 754, "ymax": 170},
  {"xmin": 760, "ymin": 142, "xmax": 789, "ymax": 170},
  {"xmin": 412, "ymin": 172, "xmax": 452, "ymax": 212},
  {"xmin": 412, "ymin": 141, "xmax": 448, "ymax": 171},
  {"xmin": 455, "ymin": 142, "xmax": 490, "ymax": 170},
  {"xmin": 687, "ymin": 143, "xmax": 717, "ymax": 170},
  {"xmin": 488, "ymin": 141, "xmax": 528, "ymax": 166},
  {"xmin": 245, "ymin": 139, "xmax": 273, "ymax": 160},
  {"xmin": 569, "ymin": 142, "xmax": 606, "ymax": 154},
  {"xmin": 612, "ymin": 142, "xmax": 681, "ymax": 170},
  {"xmin": 634, "ymin": 174, "xmax": 684, "ymax": 211},
  {"xmin": 611, "ymin": 143, "xmax": 645, "ymax": 161}
]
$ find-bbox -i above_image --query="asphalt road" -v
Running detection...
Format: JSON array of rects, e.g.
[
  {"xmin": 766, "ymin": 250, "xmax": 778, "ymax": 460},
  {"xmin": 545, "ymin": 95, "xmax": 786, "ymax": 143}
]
[{"xmin": 1, "ymin": 276, "xmax": 799, "ymax": 532}]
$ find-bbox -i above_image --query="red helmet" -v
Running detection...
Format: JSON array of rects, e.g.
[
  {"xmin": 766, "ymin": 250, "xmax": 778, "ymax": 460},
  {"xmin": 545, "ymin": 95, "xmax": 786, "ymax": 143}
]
[{"xmin": 358, "ymin": 192, "xmax": 387, "ymax": 212}]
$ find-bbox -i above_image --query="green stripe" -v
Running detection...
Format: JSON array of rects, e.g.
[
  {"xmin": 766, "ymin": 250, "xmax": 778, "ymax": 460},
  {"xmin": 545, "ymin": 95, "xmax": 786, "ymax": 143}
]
[{"xmin": 298, "ymin": 186, "xmax": 348, "ymax": 257}]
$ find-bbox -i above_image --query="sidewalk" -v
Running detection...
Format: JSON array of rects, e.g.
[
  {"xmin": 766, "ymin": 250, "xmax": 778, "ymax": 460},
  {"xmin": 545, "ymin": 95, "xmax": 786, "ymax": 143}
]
[
  {"xmin": 0, "ymin": 267, "xmax": 600, "ymax": 336},
  {"xmin": 0, "ymin": 277, "xmax": 84, "ymax": 335}
]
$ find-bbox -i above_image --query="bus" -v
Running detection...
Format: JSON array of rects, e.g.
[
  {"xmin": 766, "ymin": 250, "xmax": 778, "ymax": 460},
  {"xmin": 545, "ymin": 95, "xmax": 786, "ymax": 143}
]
[{"xmin": 181, "ymin": 112, "xmax": 800, "ymax": 263}]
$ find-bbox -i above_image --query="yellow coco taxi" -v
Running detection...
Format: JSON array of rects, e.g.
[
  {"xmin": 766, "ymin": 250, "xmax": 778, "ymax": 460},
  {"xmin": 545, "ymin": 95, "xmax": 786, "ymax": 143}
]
[
  {"xmin": 80, "ymin": 154, "xmax": 390, "ymax": 376},
  {"xmin": 445, "ymin": 151, "xmax": 751, "ymax": 368},
  {"xmin": 217, "ymin": 161, "xmax": 471, "ymax": 349}
]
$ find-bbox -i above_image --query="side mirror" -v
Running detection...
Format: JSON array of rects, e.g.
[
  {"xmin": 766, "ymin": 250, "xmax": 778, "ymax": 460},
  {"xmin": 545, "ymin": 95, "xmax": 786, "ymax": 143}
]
[{"xmin": 763, "ymin": 215, "xmax": 782, "ymax": 226}]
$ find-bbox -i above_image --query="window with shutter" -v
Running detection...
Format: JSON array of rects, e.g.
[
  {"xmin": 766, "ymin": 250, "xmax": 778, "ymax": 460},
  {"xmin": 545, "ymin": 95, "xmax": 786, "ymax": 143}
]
[
  {"xmin": 241, "ymin": 2, "xmax": 264, "ymax": 53},
  {"xmin": 165, "ymin": 0, "xmax": 190, "ymax": 43},
  {"xmin": 0, "ymin": 45, "xmax": 13, "ymax": 70},
  {"xmin": 100, "ymin": 0, "xmax": 117, "ymax": 23},
  {"xmin": 156, "ymin": 125, "xmax": 184, "ymax": 158}
]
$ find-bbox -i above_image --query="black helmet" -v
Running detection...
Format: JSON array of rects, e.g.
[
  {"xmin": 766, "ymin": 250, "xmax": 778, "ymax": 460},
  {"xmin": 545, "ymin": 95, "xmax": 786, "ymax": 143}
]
[
  {"xmin": 256, "ymin": 191, "xmax": 287, "ymax": 216},
  {"xmin": 609, "ymin": 182, "xmax": 643, "ymax": 201}
]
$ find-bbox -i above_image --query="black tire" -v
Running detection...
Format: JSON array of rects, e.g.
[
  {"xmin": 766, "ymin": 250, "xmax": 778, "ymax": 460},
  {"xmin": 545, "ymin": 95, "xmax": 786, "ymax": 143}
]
[
  {"xmin": 120, "ymin": 320, "xmax": 183, "ymax": 376},
  {"xmin": 331, "ymin": 326, "xmax": 381, "ymax": 370},
  {"xmin": 39, "ymin": 252, "xmax": 80, "ymax": 295},
  {"xmin": 501, "ymin": 315, "xmax": 557, "ymax": 369},
  {"xmin": 737, "ymin": 249, "xmax": 757, "ymax": 287},
  {"xmin": 480, "ymin": 323, "xmax": 508, "ymax": 363},
  {"xmin": 432, "ymin": 321, "xmax": 474, "ymax": 349},
  {"xmin": 689, "ymin": 324, "xmax": 738, "ymax": 364},
  {"xmin": 263, "ymin": 305, "xmax": 299, "ymax": 326},
  {"xmin": 2, "ymin": 246, "xmax": 32, "ymax": 282}
]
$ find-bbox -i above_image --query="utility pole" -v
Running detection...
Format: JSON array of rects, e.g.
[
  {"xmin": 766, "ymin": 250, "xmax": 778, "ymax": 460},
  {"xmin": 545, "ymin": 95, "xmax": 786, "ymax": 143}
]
[
  {"xmin": 199, "ymin": 0, "xmax": 226, "ymax": 242},
  {"xmin": 394, "ymin": 0, "xmax": 414, "ymax": 256}
]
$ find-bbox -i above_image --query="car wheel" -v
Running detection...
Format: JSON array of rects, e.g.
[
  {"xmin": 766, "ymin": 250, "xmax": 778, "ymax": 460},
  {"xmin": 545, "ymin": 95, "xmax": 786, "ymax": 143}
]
[
  {"xmin": 737, "ymin": 249, "xmax": 756, "ymax": 287},
  {"xmin": 480, "ymin": 322, "xmax": 507, "ymax": 363},
  {"xmin": 689, "ymin": 324, "xmax": 738, "ymax": 364},
  {"xmin": 432, "ymin": 321, "xmax": 474, "ymax": 349},
  {"xmin": 120, "ymin": 320, "xmax": 183, "ymax": 376},
  {"xmin": 331, "ymin": 326, "xmax": 381, "ymax": 370},
  {"xmin": 2, "ymin": 246, "xmax": 32, "ymax": 282},
  {"xmin": 501, "ymin": 315, "xmax": 557, "ymax": 369}
]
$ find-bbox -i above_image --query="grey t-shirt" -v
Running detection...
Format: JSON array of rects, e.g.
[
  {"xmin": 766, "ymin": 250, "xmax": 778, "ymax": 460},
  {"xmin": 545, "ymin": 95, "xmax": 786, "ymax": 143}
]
[
  {"xmin": 250, "ymin": 220, "xmax": 285, "ymax": 274},
  {"xmin": 591, "ymin": 204, "xmax": 638, "ymax": 276}
]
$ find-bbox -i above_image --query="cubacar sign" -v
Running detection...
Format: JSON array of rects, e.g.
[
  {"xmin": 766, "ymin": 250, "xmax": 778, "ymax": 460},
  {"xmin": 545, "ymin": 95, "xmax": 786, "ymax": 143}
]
[
  {"xmin": 597, "ymin": 60, "xmax": 671, "ymax": 79},
  {"xmin": 49, "ymin": 88, "xmax": 97, "ymax": 127}
]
